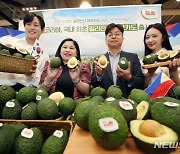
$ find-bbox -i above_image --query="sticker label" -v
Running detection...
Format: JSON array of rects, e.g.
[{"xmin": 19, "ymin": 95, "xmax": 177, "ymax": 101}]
[
  {"xmin": 119, "ymin": 101, "xmax": 133, "ymax": 110},
  {"xmin": 6, "ymin": 101, "xmax": 15, "ymax": 108},
  {"xmin": 99, "ymin": 118, "xmax": 119, "ymax": 132},
  {"xmin": 21, "ymin": 128, "xmax": 34, "ymax": 139},
  {"xmin": 53, "ymin": 130, "xmax": 63, "ymax": 138},
  {"xmin": 106, "ymin": 97, "xmax": 115, "ymax": 102},
  {"xmin": 36, "ymin": 95, "xmax": 42, "ymax": 101},
  {"xmin": 164, "ymin": 102, "xmax": 179, "ymax": 107}
]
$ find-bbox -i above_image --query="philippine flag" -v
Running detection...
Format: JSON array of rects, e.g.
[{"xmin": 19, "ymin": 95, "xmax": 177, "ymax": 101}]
[{"xmin": 144, "ymin": 71, "xmax": 175, "ymax": 99}]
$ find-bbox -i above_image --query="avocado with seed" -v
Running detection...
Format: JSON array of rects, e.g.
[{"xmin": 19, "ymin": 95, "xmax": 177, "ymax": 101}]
[
  {"xmin": 67, "ymin": 57, "xmax": 78, "ymax": 69},
  {"xmin": 130, "ymin": 120, "xmax": 178, "ymax": 154},
  {"xmin": 98, "ymin": 54, "xmax": 108, "ymax": 69}
]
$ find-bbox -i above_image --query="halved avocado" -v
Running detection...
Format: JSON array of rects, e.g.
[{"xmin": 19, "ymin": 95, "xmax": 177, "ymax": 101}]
[
  {"xmin": 16, "ymin": 46, "xmax": 30, "ymax": 55},
  {"xmin": 130, "ymin": 120, "xmax": 178, "ymax": 154},
  {"xmin": 118, "ymin": 57, "xmax": 128, "ymax": 70},
  {"xmin": 49, "ymin": 91, "xmax": 64, "ymax": 105},
  {"xmin": 143, "ymin": 54, "xmax": 157, "ymax": 64},
  {"xmin": 0, "ymin": 42, "xmax": 16, "ymax": 53},
  {"xmin": 136, "ymin": 101, "xmax": 150, "ymax": 120},
  {"xmin": 67, "ymin": 57, "xmax": 78, "ymax": 69},
  {"xmin": 98, "ymin": 54, "xmax": 108, "ymax": 69},
  {"xmin": 157, "ymin": 51, "xmax": 170, "ymax": 62},
  {"xmin": 169, "ymin": 50, "xmax": 180, "ymax": 59}
]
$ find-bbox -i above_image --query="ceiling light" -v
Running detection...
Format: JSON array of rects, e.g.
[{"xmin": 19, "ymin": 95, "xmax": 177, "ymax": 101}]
[
  {"xmin": 176, "ymin": 0, "xmax": 180, "ymax": 2},
  {"xmin": 80, "ymin": 1, "xmax": 92, "ymax": 8}
]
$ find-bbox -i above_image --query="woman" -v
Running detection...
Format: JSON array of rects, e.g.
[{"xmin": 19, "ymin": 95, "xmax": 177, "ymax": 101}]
[
  {"xmin": 40, "ymin": 38, "xmax": 91, "ymax": 99},
  {"xmin": 143, "ymin": 23, "xmax": 180, "ymax": 87}
]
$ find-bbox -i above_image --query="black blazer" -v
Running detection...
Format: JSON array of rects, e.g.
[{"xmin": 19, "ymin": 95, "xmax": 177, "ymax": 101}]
[{"xmin": 91, "ymin": 51, "xmax": 145, "ymax": 98}]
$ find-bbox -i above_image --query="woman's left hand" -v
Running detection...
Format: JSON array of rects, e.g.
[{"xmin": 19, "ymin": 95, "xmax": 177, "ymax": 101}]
[{"xmin": 169, "ymin": 58, "xmax": 180, "ymax": 71}]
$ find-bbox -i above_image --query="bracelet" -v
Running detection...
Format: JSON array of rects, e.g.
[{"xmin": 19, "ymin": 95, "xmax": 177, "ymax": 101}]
[
  {"xmin": 44, "ymin": 78, "xmax": 53, "ymax": 88},
  {"xmin": 73, "ymin": 78, "xmax": 80, "ymax": 85}
]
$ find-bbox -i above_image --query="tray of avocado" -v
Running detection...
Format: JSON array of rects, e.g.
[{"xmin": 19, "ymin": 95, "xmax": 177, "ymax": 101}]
[{"xmin": 142, "ymin": 61, "xmax": 171, "ymax": 69}]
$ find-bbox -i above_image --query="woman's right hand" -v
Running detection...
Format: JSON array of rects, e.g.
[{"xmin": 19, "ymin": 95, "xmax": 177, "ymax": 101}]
[{"xmin": 46, "ymin": 65, "xmax": 59, "ymax": 81}]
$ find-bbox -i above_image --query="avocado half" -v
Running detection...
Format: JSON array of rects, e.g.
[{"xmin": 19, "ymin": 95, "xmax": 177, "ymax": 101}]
[
  {"xmin": 136, "ymin": 101, "xmax": 150, "ymax": 120},
  {"xmin": 67, "ymin": 57, "xmax": 78, "ymax": 69},
  {"xmin": 16, "ymin": 46, "xmax": 30, "ymax": 55},
  {"xmin": 130, "ymin": 120, "xmax": 178, "ymax": 154},
  {"xmin": 157, "ymin": 51, "xmax": 170, "ymax": 62},
  {"xmin": 98, "ymin": 54, "xmax": 108, "ymax": 69},
  {"xmin": 0, "ymin": 42, "xmax": 16, "ymax": 53},
  {"xmin": 169, "ymin": 50, "xmax": 180, "ymax": 59}
]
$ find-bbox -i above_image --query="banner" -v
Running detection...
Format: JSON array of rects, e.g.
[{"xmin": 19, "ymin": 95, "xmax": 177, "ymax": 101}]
[{"xmin": 31, "ymin": 5, "xmax": 161, "ymax": 56}]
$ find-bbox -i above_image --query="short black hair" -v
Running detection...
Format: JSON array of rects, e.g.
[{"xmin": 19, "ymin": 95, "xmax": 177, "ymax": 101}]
[
  {"xmin": 144, "ymin": 23, "xmax": 172, "ymax": 56},
  {"xmin": 55, "ymin": 38, "xmax": 81, "ymax": 65},
  {"xmin": 105, "ymin": 23, "xmax": 124, "ymax": 35},
  {"xmin": 23, "ymin": 12, "xmax": 45, "ymax": 30}
]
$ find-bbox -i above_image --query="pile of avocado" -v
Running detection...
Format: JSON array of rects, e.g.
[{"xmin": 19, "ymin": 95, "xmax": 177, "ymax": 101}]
[
  {"xmin": 0, "ymin": 122, "xmax": 69, "ymax": 154},
  {"xmin": 0, "ymin": 42, "xmax": 34, "ymax": 59},
  {"xmin": 73, "ymin": 84, "xmax": 180, "ymax": 153}
]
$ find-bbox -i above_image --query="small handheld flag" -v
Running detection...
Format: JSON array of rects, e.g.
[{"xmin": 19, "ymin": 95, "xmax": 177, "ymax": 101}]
[{"xmin": 144, "ymin": 71, "xmax": 175, "ymax": 99}]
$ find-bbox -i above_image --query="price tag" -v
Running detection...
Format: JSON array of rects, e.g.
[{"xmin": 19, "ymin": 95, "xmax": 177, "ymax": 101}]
[
  {"xmin": 21, "ymin": 128, "xmax": 34, "ymax": 139},
  {"xmin": 106, "ymin": 97, "xmax": 115, "ymax": 103},
  {"xmin": 6, "ymin": 101, "xmax": 15, "ymax": 108},
  {"xmin": 164, "ymin": 102, "xmax": 179, "ymax": 107},
  {"xmin": 53, "ymin": 130, "xmax": 63, "ymax": 138},
  {"xmin": 119, "ymin": 101, "xmax": 133, "ymax": 110},
  {"xmin": 99, "ymin": 118, "xmax": 119, "ymax": 132},
  {"xmin": 36, "ymin": 95, "xmax": 42, "ymax": 101}
]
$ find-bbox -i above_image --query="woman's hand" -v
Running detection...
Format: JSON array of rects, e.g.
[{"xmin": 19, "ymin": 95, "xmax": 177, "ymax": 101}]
[
  {"xmin": 45, "ymin": 65, "xmax": 59, "ymax": 81},
  {"xmin": 169, "ymin": 58, "xmax": 180, "ymax": 72}
]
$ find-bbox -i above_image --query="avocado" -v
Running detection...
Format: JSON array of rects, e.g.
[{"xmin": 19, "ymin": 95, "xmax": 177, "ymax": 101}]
[
  {"xmin": 74, "ymin": 99, "xmax": 101, "ymax": 131},
  {"xmin": 67, "ymin": 57, "xmax": 78, "ymax": 69},
  {"xmin": 151, "ymin": 100, "xmax": 180, "ymax": 136},
  {"xmin": 88, "ymin": 104, "xmax": 128, "ymax": 150},
  {"xmin": 24, "ymin": 55, "xmax": 35, "ymax": 59},
  {"xmin": 58, "ymin": 97, "xmax": 76, "ymax": 116},
  {"xmin": 90, "ymin": 87, "xmax": 106, "ymax": 98},
  {"xmin": 136, "ymin": 101, "xmax": 150, "ymax": 120},
  {"xmin": 0, "ymin": 49, "xmax": 11, "ymax": 55},
  {"xmin": 37, "ymin": 97, "xmax": 59, "ymax": 120},
  {"xmin": 106, "ymin": 85, "xmax": 122, "ymax": 99},
  {"xmin": 130, "ymin": 120, "xmax": 178, "ymax": 154},
  {"xmin": 98, "ymin": 54, "xmax": 108, "ymax": 69},
  {"xmin": 16, "ymin": 87, "xmax": 36, "ymax": 105},
  {"xmin": 12, "ymin": 52, "xmax": 24, "ymax": 58},
  {"xmin": 21, "ymin": 102, "xmax": 39, "ymax": 120},
  {"xmin": 143, "ymin": 54, "xmax": 157, "ymax": 64},
  {"xmin": 16, "ymin": 46, "xmax": 30, "ymax": 55},
  {"xmin": 2, "ymin": 99, "xmax": 22, "ymax": 119},
  {"xmin": 169, "ymin": 50, "xmax": 180, "ymax": 59},
  {"xmin": 0, "ymin": 42, "xmax": 16, "ymax": 53},
  {"xmin": 50, "ymin": 56, "xmax": 62, "ymax": 68},
  {"xmin": 111, "ymin": 98, "xmax": 137, "ymax": 125},
  {"xmin": 129, "ymin": 88, "xmax": 150, "ymax": 104},
  {"xmin": 157, "ymin": 51, "xmax": 170, "ymax": 62},
  {"xmin": 167, "ymin": 86, "xmax": 180, "ymax": 100},
  {"xmin": 49, "ymin": 91, "xmax": 65, "ymax": 105},
  {"xmin": 35, "ymin": 87, "xmax": 49, "ymax": 103},
  {"xmin": 0, "ymin": 85, "xmax": 16, "ymax": 106},
  {"xmin": 0, "ymin": 124, "xmax": 15, "ymax": 154},
  {"xmin": 118, "ymin": 57, "xmax": 128, "ymax": 70},
  {"xmin": 41, "ymin": 129, "xmax": 69, "ymax": 154},
  {"xmin": 14, "ymin": 127, "xmax": 43, "ymax": 154},
  {"xmin": 91, "ymin": 95, "xmax": 105, "ymax": 103}
]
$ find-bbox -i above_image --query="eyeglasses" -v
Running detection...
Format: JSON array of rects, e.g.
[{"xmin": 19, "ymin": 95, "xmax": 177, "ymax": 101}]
[{"xmin": 107, "ymin": 32, "xmax": 122, "ymax": 38}]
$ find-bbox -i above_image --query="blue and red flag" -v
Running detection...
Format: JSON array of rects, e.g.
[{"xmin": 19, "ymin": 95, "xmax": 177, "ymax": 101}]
[{"xmin": 144, "ymin": 71, "xmax": 175, "ymax": 99}]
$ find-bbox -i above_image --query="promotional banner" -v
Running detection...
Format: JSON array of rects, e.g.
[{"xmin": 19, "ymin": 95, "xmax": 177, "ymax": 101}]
[{"xmin": 30, "ymin": 5, "xmax": 162, "ymax": 56}]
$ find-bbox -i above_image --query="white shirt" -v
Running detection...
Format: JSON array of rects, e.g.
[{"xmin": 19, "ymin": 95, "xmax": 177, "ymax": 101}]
[{"xmin": 0, "ymin": 38, "xmax": 49, "ymax": 87}]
